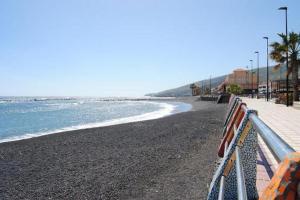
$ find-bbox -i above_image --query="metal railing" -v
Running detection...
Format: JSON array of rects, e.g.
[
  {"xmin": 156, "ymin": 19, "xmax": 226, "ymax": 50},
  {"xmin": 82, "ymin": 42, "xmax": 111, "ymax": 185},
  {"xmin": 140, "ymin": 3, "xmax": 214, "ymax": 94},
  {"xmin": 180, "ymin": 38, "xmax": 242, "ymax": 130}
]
[
  {"xmin": 248, "ymin": 112, "xmax": 295, "ymax": 162},
  {"xmin": 214, "ymin": 96, "xmax": 297, "ymax": 199}
]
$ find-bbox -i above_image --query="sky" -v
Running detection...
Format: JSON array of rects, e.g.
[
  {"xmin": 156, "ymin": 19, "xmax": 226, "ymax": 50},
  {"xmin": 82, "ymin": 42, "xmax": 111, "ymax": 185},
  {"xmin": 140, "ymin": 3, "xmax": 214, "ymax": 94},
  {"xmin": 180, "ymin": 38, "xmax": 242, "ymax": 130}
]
[{"xmin": 0, "ymin": 0, "xmax": 299, "ymax": 97}]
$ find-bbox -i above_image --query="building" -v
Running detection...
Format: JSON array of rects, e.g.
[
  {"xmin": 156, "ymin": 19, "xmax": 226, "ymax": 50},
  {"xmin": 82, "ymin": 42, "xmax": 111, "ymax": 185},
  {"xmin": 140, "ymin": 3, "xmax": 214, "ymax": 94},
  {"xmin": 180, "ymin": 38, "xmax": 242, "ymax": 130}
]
[{"xmin": 223, "ymin": 68, "xmax": 258, "ymax": 93}]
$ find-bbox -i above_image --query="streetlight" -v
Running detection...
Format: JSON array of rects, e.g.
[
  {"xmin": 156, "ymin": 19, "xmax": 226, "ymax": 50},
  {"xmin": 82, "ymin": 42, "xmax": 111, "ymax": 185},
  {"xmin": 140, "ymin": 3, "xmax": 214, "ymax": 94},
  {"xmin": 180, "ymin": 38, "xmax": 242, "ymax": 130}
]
[
  {"xmin": 250, "ymin": 59, "xmax": 254, "ymax": 98},
  {"xmin": 263, "ymin": 37, "xmax": 269, "ymax": 101},
  {"xmin": 246, "ymin": 66, "xmax": 249, "ymax": 95},
  {"xmin": 278, "ymin": 6, "xmax": 289, "ymax": 107},
  {"xmin": 209, "ymin": 75, "xmax": 212, "ymax": 95},
  {"xmin": 255, "ymin": 51, "xmax": 260, "ymax": 99}
]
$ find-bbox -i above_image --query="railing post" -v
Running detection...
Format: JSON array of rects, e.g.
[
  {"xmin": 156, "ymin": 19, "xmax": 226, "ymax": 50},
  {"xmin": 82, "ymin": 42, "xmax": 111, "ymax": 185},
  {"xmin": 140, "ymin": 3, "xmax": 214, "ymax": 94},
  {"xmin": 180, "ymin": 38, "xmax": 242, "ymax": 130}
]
[
  {"xmin": 218, "ymin": 142, "xmax": 228, "ymax": 200},
  {"xmin": 207, "ymin": 108, "xmax": 258, "ymax": 200},
  {"xmin": 224, "ymin": 97, "xmax": 239, "ymax": 126},
  {"xmin": 235, "ymin": 146, "xmax": 248, "ymax": 200},
  {"xmin": 222, "ymin": 98, "xmax": 240, "ymax": 136},
  {"xmin": 218, "ymin": 176, "xmax": 225, "ymax": 200}
]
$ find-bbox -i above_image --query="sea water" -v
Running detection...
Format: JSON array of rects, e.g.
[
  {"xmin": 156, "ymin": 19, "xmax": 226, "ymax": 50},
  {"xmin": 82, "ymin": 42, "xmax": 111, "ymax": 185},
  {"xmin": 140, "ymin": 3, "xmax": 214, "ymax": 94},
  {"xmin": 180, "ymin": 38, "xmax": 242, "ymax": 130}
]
[{"xmin": 0, "ymin": 97, "xmax": 191, "ymax": 143}]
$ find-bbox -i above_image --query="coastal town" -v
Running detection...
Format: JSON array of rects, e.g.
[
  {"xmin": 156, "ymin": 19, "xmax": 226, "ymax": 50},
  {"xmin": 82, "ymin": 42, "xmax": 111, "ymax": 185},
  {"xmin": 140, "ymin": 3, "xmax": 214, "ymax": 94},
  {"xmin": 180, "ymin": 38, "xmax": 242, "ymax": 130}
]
[
  {"xmin": 191, "ymin": 66, "xmax": 299, "ymax": 106},
  {"xmin": 191, "ymin": 65, "xmax": 300, "ymax": 108}
]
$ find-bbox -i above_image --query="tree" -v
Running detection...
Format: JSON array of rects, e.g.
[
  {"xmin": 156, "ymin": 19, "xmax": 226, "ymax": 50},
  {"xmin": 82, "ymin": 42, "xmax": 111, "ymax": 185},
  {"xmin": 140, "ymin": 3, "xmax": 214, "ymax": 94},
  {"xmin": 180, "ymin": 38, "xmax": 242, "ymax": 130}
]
[
  {"xmin": 227, "ymin": 84, "xmax": 243, "ymax": 95},
  {"xmin": 270, "ymin": 32, "xmax": 300, "ymax": 101},
  {"xmin": 204, "ymin": 87, "xmax": 210, "ymax": 95},
  {"xmin": 190, "ymin": 83, "xmax": 197, "ymax": 89}
]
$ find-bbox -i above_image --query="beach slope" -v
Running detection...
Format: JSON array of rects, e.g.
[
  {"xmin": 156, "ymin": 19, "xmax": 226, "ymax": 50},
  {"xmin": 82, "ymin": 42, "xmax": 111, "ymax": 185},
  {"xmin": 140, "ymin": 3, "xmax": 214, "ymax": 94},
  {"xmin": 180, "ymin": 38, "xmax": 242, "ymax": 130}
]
[{"xmin": 0, "ymin": 99, "xmax": 226, "ymax": 200}]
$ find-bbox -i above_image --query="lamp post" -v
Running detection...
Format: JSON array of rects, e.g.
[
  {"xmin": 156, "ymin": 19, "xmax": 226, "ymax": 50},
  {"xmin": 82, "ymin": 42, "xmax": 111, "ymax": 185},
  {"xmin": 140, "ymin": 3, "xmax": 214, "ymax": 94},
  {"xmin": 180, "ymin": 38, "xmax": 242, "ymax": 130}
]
[
  {"xmin": 250, "ymin": 59, "xmax": 254, "ymax": 98},
  {"xmin": 209, "ymin": 75, "xmax": 212, "ymax": 95},
  {"xmin": 255, "ymin": 51, "xmax": 260, "ymax": 99},
  {"xmin": 278, "ymin": 6, "xmax": 289, "ymax": 107},
  {"xmin": 246, "ymin": 66, "xmax": 249, "ymax": 95},
  {"xmin": 263, "ymin": 37, "xmax": 269, "ymax": 101}
]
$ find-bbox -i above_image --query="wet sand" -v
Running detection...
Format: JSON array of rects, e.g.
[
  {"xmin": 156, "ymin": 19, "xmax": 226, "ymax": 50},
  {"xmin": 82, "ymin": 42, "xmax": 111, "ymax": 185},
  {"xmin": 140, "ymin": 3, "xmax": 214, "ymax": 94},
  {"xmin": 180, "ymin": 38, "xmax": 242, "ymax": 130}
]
[{"xmin": 0, "ymin": 97, "xmax": 226, "ymax": 200}]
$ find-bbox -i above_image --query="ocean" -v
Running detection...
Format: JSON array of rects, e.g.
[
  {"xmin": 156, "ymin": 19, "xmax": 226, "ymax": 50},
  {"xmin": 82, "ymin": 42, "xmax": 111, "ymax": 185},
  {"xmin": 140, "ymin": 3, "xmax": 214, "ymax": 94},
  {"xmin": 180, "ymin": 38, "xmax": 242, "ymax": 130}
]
[{"xmin": 0, "ymin": 97, "xmax": 191, "ymax": 143}]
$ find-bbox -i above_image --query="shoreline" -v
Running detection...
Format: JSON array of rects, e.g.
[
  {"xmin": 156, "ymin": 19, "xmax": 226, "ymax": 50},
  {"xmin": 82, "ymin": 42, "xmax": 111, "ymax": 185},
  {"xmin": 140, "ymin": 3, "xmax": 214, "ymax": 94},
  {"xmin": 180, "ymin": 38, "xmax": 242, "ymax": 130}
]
[
  {"xmin": 0, "ymin": 99, "xmax": 192, "ymax": 144},
  {"xmin": 0, "ymin": 97, "xmax": 226, "ymax": 199}
]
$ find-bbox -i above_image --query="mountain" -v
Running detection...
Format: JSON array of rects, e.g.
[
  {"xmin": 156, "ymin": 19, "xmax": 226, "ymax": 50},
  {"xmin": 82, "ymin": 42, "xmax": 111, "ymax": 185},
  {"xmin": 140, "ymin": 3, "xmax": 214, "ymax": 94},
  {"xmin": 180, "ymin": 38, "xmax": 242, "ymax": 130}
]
[{"xmin": 147, "ymin": 65, "xmax": 285, "ymax": 97}]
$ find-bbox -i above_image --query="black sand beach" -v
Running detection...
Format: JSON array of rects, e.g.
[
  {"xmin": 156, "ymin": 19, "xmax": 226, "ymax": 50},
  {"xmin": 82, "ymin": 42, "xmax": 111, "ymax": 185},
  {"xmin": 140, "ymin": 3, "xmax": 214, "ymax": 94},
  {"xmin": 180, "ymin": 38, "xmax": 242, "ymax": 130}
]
[{"xmin": 0, "ymin": 98, "xmax": 226, "ymax": 200}]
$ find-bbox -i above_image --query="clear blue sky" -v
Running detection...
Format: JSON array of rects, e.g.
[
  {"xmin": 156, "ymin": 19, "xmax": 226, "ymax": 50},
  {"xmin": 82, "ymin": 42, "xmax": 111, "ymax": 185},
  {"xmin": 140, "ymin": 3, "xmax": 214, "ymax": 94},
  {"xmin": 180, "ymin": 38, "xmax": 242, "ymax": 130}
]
[{"xmin": 0, "ymin": 0, "xmax": 299, "ymax": 97}]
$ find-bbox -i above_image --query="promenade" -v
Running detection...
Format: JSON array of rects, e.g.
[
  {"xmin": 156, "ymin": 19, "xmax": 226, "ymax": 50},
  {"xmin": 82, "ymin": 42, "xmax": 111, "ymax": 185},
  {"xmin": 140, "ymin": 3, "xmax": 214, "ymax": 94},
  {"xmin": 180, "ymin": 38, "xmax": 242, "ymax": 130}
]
[{"xmin": 241, "ymin": 97, "xmax": 300, "ymax": 195}]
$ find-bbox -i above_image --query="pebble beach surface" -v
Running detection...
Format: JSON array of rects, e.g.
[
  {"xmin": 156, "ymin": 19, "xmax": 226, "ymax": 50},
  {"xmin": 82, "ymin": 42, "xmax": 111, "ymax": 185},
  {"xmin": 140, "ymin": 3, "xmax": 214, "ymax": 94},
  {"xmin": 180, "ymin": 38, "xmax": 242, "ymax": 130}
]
[{"xmin": 0, "ymin": 97, "xmax": 226, "ymax": 200}]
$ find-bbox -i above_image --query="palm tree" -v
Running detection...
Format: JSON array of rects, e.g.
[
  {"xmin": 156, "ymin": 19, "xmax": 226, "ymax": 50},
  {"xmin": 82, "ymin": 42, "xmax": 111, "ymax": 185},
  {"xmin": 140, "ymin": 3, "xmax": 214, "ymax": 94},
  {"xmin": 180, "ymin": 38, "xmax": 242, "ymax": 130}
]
[{"xmin": 270, "ymin": 32, "xmax": 300, "ymax": 101}]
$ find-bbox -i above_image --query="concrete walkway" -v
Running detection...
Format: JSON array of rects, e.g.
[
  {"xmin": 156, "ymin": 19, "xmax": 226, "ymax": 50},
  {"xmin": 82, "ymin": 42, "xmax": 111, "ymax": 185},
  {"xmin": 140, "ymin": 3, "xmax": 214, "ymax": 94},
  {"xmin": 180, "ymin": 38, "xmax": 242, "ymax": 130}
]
[{"xmin": 241, "ymin": 97, "xmax": 300, "ymax": 195}]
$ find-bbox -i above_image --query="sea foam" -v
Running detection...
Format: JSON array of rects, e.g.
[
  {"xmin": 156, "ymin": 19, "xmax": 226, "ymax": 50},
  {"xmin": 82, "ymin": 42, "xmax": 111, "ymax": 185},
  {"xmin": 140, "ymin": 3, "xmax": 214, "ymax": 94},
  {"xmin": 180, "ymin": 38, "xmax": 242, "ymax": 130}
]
[{"xmin": 0, "ymin": 101, "xmax": 189, "ymax": 143}]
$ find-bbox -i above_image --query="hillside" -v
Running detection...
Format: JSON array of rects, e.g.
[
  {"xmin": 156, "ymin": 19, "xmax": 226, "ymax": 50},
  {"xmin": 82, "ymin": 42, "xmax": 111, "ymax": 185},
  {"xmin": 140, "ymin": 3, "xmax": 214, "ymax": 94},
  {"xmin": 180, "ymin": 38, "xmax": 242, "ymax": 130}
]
[
  {"xmin": 147, "ymin": 65, "xmax": 285, "ymax": 97},
  {"xmin": 146, "ymin": 75, "xmax": 227, "ymax": 97}
]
